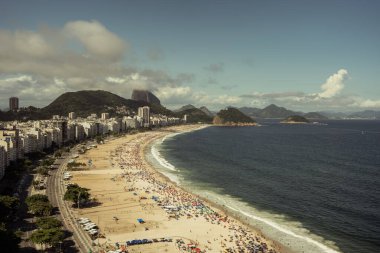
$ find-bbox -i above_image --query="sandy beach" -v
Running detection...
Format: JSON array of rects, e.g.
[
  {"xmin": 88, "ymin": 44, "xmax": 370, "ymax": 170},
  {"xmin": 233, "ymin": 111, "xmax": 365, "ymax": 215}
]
[{"xmin": 68, "ymin": 124, "xmax": 283, "ymax": 253}]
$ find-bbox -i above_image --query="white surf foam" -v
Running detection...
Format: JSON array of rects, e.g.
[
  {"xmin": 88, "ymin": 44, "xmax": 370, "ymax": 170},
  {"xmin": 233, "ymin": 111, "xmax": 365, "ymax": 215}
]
[
  {"xmin": 151, "ymin": 144, "xmax": 176, "ymax": 171},
  {"xmin": 186, "ymin": 188, "xmax": 342, "ymax": 253}
]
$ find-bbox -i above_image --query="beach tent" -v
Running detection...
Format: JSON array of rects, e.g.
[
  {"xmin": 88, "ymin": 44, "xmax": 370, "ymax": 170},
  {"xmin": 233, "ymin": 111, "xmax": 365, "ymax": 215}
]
[{"xmin": 137, "ymin": 218, "xmax": 145, "ymax": 224}]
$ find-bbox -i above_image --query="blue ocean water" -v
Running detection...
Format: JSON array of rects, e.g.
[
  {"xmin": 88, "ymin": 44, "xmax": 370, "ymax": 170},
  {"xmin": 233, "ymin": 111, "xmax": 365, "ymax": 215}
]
[{"xmin": 153, "ymin": 120, "xmax": 380, "ymax": 253}]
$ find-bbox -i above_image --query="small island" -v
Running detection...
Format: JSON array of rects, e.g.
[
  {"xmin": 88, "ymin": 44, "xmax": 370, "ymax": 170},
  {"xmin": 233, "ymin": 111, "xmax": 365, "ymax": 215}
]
[
  {"xmin": 213, "ymin": 107, "xmax": 257, "ymax": 126},
  {"xmin": 281, "ymin": 115, "xmax": 310, "ymax": 124}
]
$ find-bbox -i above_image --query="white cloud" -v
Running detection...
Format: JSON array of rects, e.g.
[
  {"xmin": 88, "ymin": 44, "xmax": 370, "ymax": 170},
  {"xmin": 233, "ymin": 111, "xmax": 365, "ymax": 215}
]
[
  {"xmin": 352, "ymin": 98, "xmax": 380, "ymax": 108},
  {"xmin": 63, "ymin": 20, "xmax": 127, "ymax": 61},
  {"xmin": 317, "ymin": 69, "xmax": 348, "ymax": 98},
  {"xmin": 156, "ymin": 86, "xmax": 192, "ymax": 99},
  {"xmin": 0, "ymin": 21, "xmax": 197, "ymax": 108}
]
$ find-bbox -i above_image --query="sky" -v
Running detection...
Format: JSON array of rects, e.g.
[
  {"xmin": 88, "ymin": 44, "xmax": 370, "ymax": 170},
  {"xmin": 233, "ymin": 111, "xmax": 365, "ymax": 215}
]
[{"xmin": 0, "ymin": 0, "xmax": 379, "ymax": 112}]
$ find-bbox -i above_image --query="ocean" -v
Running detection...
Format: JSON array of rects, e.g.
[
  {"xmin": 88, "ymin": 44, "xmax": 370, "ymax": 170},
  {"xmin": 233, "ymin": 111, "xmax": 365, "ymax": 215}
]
[{"xmin": 146, "ymin": 120, "xmax": 380, "ymax": 253}]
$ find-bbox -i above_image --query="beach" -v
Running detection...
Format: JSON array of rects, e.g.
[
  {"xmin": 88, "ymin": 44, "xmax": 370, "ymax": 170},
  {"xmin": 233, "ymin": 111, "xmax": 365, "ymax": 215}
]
[{"xmin": 69, "ymin": 124, "xmax": 283, "ymax": 253}]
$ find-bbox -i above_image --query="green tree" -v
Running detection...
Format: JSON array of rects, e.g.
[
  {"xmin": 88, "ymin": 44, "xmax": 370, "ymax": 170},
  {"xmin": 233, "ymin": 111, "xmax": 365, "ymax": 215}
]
[
  {"xmin": 0, "ymin": 226, "xmax": 21, "ymax": 252},
  {"xmin": 42, "ymin": 158, "xmax": 55, "ymax": 167},
  {"xmin": 36, "ymin": 217, "xmax": 62, "ymax": 229},
  {"xmin": 36, "ymin": 166, "xmax": 50, "ymax": 176},
  {"xmin": 64, "ymin": 184, "xmax": 90, "ymax": 208},
  {"xmin": 25, "ymin": 194, "xmax": 53, "ymax": 216},
  {"xmin": 0, "ymin": 195, "xmax": 19, "ymax": 222},
  {"xmin": 30, "ymin": 227, "xmax": 64, "ymax": 247}
]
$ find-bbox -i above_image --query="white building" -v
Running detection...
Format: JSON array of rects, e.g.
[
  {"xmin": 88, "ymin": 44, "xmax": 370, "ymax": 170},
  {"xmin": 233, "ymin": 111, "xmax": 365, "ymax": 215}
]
[
  {"xmin": 138, "ymin": 106, "xmax": 150, "ymax": 127},
  {"xmin": 68, "ymin": 112, "xmax": 76, "ymax": 120},
  {"xmin": 0, "ymin": 146, "xmax": 6, "ymax": 180},
  {"xmin": 101, "ymin": 113, "xmax": 110, "ymax": 120}
]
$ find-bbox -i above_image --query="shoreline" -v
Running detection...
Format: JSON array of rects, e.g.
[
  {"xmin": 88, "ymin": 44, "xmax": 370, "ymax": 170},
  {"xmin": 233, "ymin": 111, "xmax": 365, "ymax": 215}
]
[
  {"xmin": 144, "ymin": 125, "xmax": 294, "ymax": 253},
  {"xmin": 69, "ymin": 124, "xmax": 284, "ymax": 252}
]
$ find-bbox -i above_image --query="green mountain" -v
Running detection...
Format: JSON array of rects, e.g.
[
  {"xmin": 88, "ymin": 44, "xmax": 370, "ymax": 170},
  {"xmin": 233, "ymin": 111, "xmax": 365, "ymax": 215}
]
[
  {"xmin": 304, "ymin": 112, "xmax": 328, "ymax": 120},
  {"xmin": 213, "ymin": 107, "xmax": 255, "ymax": 125},
  {"xmin": 174, "ymin": 104, "xmax": 197, "ymax": 112},
  {"xmin": 175, "ymin": 108, "xmax": 213, "ymax": 123},
  {"xmin": 41, "ymin": 90, "xmax": 173, "ymax": 118},
  {"xmin": 282, "ymin": 115, "xmax": 310, "ymax": 123},
  {"xmin": 238, "ymin": 104, "xmax": 327, "ymax": 119},
  {"xmin": 199, "ymin": 106, "xmax": 214, "ymax": 117}
]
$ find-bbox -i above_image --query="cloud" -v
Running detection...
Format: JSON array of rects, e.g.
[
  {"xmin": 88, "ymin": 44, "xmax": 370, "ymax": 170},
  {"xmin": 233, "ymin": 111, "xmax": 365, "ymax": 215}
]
[
  {"xmin": 204, "ymin": 62, "xmax": 224, "ymax": 73},
  {"xmin": 317, "ymin": 69, "xmax": 348, "ymax": 98},
  {"xmin": 63, "ymin": 20, "xmax": 127, "ymax": 61},
  {"xmin": 0, "ymin": 20, "xmax": 197, "ymax": 108}
]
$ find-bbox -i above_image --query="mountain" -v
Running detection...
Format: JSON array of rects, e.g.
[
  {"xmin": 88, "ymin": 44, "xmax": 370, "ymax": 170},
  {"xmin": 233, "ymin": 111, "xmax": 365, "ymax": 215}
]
[
  {"xmin": 281, "ymin": 115, "xmax": 310, "ymax": 123},
  {"xmin": 237, "ymin": 107, "xmax": 261, "ymax": 118},
  {"xmin": 213, "ymin": 107, "xmax": 256, "ymax": 125},
  {"xmin": 41, "ymin": 90, "xmax": 173, "ymax": 118},
  {"xmin": 174, "ymin": 104, "xmax": 197, "ymax": 112},
  {"xmin": 238, "ymin": 105, "xmax": 327, "ymax": 119},
  {"xmin": 347, "ymin": 110, "xmax": 380, "ymax": 119},
  {"xmin": 260, "ymin": 104, "xmax": 300, "ymax": 118},
  {"xmin": 175, "ymin": 108, "xmax": 213, "ymax": 123},
  {"xmin": 304, "ymin": 112, "xmax": 328, "ymax": 120},
  {"xmin": 199, "ymin": 106, "xmax": 214, "ymax": 117},
  {"xmin": 131, "ymin": 90, "xmax": 161, "ymax": 105}
]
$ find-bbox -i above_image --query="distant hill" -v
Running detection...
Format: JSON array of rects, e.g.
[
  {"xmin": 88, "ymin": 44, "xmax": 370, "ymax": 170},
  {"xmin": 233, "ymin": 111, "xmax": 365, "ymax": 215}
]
[
  {"xmin": 174, "ymin": 104, "xmax": 197, "ymax": 112},
  {"xmin": 347, "ymin": 110, "xmax": 380, "ymax": 119},
  {"xmin": 199, "ymin": 106, "xmax": 214, "ymax": 117},
  {"xmin": 238, "ymin": 104, "xmax": 298, "ymax": 118},
  {"xmin": 41, "ymin": 90, "xmax": 173, "ymax": 118},
  {"xmin": 281, "ymin": 115, "xmax": 310, "ymax": 123},
  {"xmin": 131, "ymin": 89, "xmax": 161, "ymax": 105},
  {"xmin": 238, "ymin": 104, "xmax": 327, "ymax": 119},
  {"xmin": 175, "ymin": 108, "xmax": 213, "ymax": 123},
  {"xmin": 213, "ymin": 107, "xmax": 255, "ymax": 125},
  {"xmin": 304, "ymin": 112, "xmax": 328, "ymax": 120},
  {"xmin": 237, "ymin": 107, "xmax": 261, "ymax": 117}
]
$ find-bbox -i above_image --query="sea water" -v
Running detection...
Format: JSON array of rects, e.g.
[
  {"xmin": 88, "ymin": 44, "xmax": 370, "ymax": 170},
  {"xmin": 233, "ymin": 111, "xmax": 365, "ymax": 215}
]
[{"xmin": 147, "ymin": 120, "xmax": 380, "ymax": 253}]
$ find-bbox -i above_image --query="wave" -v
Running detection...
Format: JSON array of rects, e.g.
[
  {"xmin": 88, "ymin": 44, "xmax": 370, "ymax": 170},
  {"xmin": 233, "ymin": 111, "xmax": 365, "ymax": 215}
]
[
  {"xmin": 151, "ymin": 144, "xmax": 176, "ymax": 171},
  {"xmin": 182, "ymin": 188, "xmax": 342, "ymax": 253}
]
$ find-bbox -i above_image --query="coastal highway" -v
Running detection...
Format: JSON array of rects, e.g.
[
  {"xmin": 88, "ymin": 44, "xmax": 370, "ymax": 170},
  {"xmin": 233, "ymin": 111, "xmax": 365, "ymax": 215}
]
[{"xmin": 47, "ymin": 153, "xmax": 95, "ymax": 253}]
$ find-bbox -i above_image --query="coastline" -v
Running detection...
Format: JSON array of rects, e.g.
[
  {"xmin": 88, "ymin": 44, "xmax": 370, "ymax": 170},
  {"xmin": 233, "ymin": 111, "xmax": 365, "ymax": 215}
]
[
  {"xmin": 145, "ymin": 125, "xmax": 342, "ymax": 253},
  {"xmin": 144, "ymin": 130, "xmax": 293, "ymax": 253},
  {"xmin": 67, "ymin": 124, "xmax": 283, "ymax": 252}
]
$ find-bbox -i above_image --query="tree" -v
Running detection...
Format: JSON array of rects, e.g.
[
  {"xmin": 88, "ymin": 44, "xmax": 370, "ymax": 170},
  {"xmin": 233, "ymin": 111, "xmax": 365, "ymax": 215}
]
[
  {"xmin": 64, "ymin": 184, "xmax": 90, "ymax": 208},
  {"xmin": 36, "ymin": 166, "xmax": 50, "ymax": 176},
  {"xmin": 30, "ymin": 227, "xmax": 64, "ymax": 247},
  {"xmin": 25, "ymin": 194, "xmax": 53, "ymax": 216},
  {"xmin": 0, "ymin": 195, "xmax": 20, "ymax": 222},
  {"xmin": 0, "ymin": 226, "xmax": 21, "ymax": 252},
  {"xmin": 36, "ymin": 217, "xmax": 62, "ymax": 229},
  {"xmin": 42, "ymin": 158, "xmax": 55, "ymax": 167},
  {"xmin": 54, "ymin": 151, "xmax": 62, "ymax": 158}
]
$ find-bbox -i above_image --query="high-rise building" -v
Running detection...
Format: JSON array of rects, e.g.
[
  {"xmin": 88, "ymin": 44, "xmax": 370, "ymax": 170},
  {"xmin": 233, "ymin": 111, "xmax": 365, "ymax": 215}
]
[
  {"xmin": 9, "ymin": 97, "xmax": 19, "ymax": 111},
  {"xmin": 138, "ymin": 106, "xmax": 150, "ymax": 127},
  {"xmin": 68, "ymin": 112, "xmax": 76, "ymax": 120},
  {"xmin": 101, "ymin": 113, "xmax": 110, "ymax": 120}
]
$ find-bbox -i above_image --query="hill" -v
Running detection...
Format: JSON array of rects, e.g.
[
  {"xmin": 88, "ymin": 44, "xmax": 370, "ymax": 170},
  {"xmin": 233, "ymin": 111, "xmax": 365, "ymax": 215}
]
[
  {"xmin": 347, "ymin": 110, "xmax": 380, "ymax": 119},
  {"xmin": 238, "ymin": 107, "xmax": 261, "ymax": 117},
  {"xmin": 174, "ymin": 104, "xmax": 197, "ymax": 112},
  {"xmin": 199, "ymin": 106, "xmax": 214, "ymax": 117},
  {"xmin": 238, "ymin": 104, "xmax": 327, "ymax": 119},
  {"xmin": 175, "ymin": 108, "xmax": 213, "ymax": 123},
  {"xmin": 41, "ymin": 90, "xmax": 173, "ymax": 118},
  {"xmin": 304, "ymin": 112, "xmax": 328, "ymax": 120},
  {"xmin": 131, "ymin": 90, "xmax": 161, "ymax": 105},
  {"xmin": 213, "ymin": 107, "xmax": 256, "ymax": 126},
  {"xmin": 281, "ymin": 115, "xmax": 310, "ymax": 124}
]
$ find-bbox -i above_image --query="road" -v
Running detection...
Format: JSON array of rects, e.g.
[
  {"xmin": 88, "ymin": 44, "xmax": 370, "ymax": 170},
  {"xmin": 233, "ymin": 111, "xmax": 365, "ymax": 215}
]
[{"xmin": 47, "ymin": 153, "xmax": 95, "ymax": 253}]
